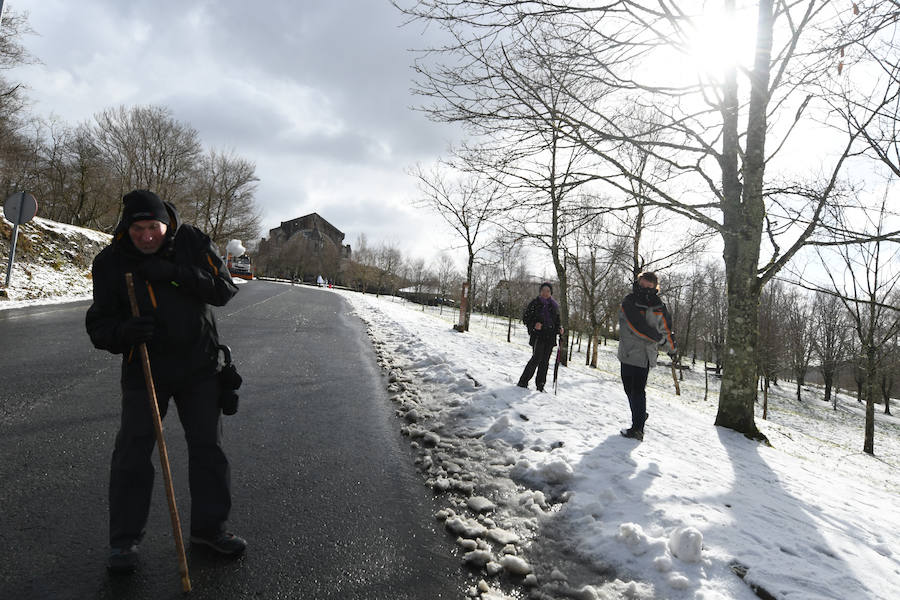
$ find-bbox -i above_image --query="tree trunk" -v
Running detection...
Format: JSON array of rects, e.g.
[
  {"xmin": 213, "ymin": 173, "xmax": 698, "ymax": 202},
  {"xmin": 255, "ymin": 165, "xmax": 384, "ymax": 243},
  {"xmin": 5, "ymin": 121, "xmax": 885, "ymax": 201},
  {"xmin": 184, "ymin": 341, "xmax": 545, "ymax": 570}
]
[
  {"xmin": 716, "ymin": 247, "xmax": 765, "ymax": 440},
  {"xmin": 585, "ymin": 333, "xmax": 592, "ymax": 366},
  {"xmin": 714, "ymin": 0, "xmax": 771, "ymax": 444},
  {"xmin": 864, "ymin": 346, "xmax": 876, "ymax": 454},
  {"xmin": 704, "ymin": 358, "xmax": 709, "ymax": 402},
  {"xmin": 506, "ymin": 288, "xmax": 513, "ymax": 343},
  {"xmin": 464, "ymin": 248, "xmax": 474, "ymax": 331},
  {"xmin": 823, "ymin": 369, "xmax": 834, "ymax": 407},
  {"xmin": 881, "ymin": 373, "xmax": 893, "ymax": 415}
]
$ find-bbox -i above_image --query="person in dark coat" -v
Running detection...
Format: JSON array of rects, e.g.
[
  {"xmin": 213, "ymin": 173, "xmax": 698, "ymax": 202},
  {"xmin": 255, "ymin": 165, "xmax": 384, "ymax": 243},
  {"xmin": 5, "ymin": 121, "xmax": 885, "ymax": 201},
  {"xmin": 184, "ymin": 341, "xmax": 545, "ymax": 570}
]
[
  {"xmin": 86, "ymin": 190, "xmax": 245, "ymax": 573},
  {"xmin": 517, "ymin": 282, "xmax": 563, "ymax": 392},
  {"xmin": 617, "ymin": 271, "xmax": 676, "ymax": 441}
]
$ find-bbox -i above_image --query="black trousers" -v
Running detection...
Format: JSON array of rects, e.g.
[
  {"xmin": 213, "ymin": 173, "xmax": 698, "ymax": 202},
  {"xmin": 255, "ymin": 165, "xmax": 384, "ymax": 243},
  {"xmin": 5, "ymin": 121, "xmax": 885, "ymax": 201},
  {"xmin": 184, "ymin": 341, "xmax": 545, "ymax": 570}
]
[
  {"xmin": 620, "ymin": 363, "xmax": 650, "ymax": 430},
  {"xmin": 109, "ymin": 373, "xmax": 230, "ymax": 548},
  {"xmin": 519, "ymin": 336, "xmax": 556, "ymax": 390}
]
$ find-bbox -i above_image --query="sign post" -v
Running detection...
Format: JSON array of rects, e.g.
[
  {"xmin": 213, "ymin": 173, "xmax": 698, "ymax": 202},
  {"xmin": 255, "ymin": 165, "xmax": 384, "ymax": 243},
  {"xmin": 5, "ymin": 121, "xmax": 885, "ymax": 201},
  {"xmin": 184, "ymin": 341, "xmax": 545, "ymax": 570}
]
[{"xmin": 3, "ymin": 191, "xmax": 39, "ymax": 287}]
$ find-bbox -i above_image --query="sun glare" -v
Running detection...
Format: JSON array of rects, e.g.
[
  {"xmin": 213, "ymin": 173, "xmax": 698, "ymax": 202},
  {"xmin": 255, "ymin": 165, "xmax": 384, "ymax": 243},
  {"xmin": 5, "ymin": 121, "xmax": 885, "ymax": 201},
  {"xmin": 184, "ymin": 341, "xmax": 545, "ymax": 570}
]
[{"xmin": 684, "ymin": 5, "xmax": 758, "ymax": 79}]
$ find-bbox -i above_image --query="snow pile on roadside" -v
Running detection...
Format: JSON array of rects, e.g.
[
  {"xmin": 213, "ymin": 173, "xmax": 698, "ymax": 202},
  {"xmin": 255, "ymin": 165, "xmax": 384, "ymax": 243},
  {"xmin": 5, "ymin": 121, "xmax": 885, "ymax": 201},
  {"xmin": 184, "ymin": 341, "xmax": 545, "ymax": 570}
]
[
  {"xmin": 0, "ymin": 217, "xmax": 110, "ymax": 304},
  {"xmin": 338, "ymin": 289, "xmax": 900, "ymax": 600}
]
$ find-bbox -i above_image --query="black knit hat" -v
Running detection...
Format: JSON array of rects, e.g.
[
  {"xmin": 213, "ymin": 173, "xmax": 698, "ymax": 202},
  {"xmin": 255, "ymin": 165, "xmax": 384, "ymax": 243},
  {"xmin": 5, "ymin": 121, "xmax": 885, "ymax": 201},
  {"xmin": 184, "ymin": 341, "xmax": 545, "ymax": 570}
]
[
  {"xmin": 122, "ymin": 190, "xmax": 170, "ymax": 226},
  {"xmin": 540, "ymin": 282, "xmax": 553, "ymax": 293}
]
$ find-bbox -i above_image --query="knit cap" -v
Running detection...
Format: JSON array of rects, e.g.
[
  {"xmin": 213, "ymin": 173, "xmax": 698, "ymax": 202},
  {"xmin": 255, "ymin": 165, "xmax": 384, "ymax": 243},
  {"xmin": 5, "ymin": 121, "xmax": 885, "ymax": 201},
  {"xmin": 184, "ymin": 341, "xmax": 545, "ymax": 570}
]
[{"xmin": 122, "ymin": 190, "xmax": 170, "ymax": 226}]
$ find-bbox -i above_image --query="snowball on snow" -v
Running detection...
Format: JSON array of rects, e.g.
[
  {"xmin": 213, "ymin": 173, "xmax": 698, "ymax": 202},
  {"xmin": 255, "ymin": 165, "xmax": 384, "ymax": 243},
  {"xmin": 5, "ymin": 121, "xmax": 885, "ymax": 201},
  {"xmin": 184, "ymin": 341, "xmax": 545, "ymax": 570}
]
[
  {"xmin": 667, "ymin": 573, "xmax": 691, "ymax": 590},
  {"xmin": 668, "ymin": 526, "xmax": 703, "ymax": 563},
  {"xmin": 617, "ymin": 523, "xmax": 650, "ymax": 556},
  {"xmin": 653, "ymin": 555, "xmax": 673, "ymax": 572}
]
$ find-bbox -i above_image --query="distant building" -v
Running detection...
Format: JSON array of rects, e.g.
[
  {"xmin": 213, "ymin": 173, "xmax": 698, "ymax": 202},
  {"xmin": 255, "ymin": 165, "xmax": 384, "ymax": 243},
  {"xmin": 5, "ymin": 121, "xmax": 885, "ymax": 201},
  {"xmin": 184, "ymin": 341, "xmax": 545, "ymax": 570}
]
[
  {"xmin": 263, "ymin": 213, "xmax": 352, "ymax": 259},
  {"xmin": 257, "ymin": 213, "xmax": 351, "ymax": 281}
]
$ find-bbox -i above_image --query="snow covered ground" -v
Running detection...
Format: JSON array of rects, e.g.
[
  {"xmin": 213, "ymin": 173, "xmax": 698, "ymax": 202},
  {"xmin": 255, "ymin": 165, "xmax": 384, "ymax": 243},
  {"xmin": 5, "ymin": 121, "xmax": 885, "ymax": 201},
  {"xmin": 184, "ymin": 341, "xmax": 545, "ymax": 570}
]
[{"xmin": 336, "ymin": 289, "xmax": 900, "ymax": 600}]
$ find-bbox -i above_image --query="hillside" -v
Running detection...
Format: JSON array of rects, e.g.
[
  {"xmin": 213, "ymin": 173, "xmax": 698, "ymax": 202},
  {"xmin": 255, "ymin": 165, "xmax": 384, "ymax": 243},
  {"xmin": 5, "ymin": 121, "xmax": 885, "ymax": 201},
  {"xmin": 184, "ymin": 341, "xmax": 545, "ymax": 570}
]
[
  {"xmin": 340, "ymin": 292, "xmax": 900, "ymax": 600},
  {"xmin": 0, "ymin": 217, "xmax": 111, "ymax": 304}
]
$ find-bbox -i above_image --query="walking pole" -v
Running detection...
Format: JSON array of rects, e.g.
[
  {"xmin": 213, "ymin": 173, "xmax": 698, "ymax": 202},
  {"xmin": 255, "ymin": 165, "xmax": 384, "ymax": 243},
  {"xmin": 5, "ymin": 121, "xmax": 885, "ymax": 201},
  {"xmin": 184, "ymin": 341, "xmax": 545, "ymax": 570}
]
[
  {"xmin": 670, "ymin": 354, "xmax": 681, "ymax": 396},
  {"xmin": 125, "ymin": 273, "xmax": 192, "ymax": 593},
  {"xmin": 553, "ymin": 334, "xmax": 562, "ymax": 395}
]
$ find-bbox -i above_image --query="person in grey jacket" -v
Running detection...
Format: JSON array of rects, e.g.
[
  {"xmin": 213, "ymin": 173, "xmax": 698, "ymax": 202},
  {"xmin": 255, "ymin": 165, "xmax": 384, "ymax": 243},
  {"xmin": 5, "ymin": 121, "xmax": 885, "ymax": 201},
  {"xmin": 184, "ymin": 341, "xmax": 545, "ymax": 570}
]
[{"xmin": 617, "ymin": 271, "xmax": 676, "ymax": 441}]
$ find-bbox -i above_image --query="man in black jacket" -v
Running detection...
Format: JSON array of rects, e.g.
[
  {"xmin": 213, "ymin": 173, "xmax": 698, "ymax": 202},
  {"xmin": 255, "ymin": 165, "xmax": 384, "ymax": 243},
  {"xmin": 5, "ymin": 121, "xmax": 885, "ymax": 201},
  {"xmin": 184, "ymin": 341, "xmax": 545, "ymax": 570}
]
[
  {"xmin": 517, "ymin": 282, "xmax": 563, "ymax": 392},
  {"xmin": 86, "ymin": 190, "xmax": 245, "ymax": 574}
]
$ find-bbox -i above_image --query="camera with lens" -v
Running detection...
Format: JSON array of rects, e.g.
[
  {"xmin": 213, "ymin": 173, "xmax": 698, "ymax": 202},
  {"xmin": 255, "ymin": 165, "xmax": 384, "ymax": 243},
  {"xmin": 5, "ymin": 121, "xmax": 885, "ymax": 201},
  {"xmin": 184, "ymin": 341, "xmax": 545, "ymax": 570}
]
[{"xmin": 217, "ymin": 345, "xmax": 242, "ymax": 416}]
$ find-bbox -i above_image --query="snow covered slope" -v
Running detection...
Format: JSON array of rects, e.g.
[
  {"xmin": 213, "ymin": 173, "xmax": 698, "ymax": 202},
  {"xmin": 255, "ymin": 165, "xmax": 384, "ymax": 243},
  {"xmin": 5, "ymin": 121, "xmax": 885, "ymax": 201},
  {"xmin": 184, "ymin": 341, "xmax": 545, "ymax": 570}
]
[
  {"xmin": 339, "ymin": 289, "xmax": 900, "ymax": 600},
  {"xmin": 0, "ymin": 217, "xmax": 110, "ymax": 305}
]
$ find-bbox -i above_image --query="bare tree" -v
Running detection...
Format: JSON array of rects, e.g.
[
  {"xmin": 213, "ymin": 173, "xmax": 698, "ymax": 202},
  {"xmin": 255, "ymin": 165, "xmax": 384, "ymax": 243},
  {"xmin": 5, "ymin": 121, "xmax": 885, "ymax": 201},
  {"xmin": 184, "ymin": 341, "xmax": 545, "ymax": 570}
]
[
  {"xmin": 394, "ymin": 0, "xmax": 900, "ymax": 441},
  {"xmin": 812, "ymin": 290, "xmax": 851, "ymax": 409},
  {"xmin": 758, "ymin": 282, "xmax": 789, "ymax": 419},
  {"xmin": 878, "ymin": 327, "xmax": 897, "ymax": 416},
  {"xmin": 92, "ymin": 105, "xmax": 202, "ymax": 206},
  {"xmin": 567, "ymin": 211, "xmax": 627, "ymax": 367},
  {"xmin": 375, "ymin": 242, "xmax": 404, "ymax": 297},
  {"xmin": 187, "ymin": 148, "xmax": 261, "ymax": 250},
  {"xmin": 0, "ymin": 9, "xmax": 34, "ymax": 142},
  {"xmin": 414, "ymin": 165, "xmax": 503, "ymax": 330},
  {"xmin": 403, "ymin": 16, "xmax": 607, "ymax": 357},
  {"xmin": 664, "ymin": 266, "xmax": 707, "ymax": 379},
  {"xmin": 697, "ymin": 262, "xmax": 729, "ymax": 380},
  {"xmin": 818, "ymin": 199, "xmax": 900, "ymax": 454},
  {"xmin": 406, "ymin": 256, "xmax": 429, "ymax": 310},
  {"xmin": 785, "ymin": 290, "xmax": 817, "ymax": 402},
  {"xmin": 484, "ymin": 234, "xmax": 529, "ymax": 342},
  {"xmin": 432, "ymin": 252, "xmax": 460, "ymax": 315}
]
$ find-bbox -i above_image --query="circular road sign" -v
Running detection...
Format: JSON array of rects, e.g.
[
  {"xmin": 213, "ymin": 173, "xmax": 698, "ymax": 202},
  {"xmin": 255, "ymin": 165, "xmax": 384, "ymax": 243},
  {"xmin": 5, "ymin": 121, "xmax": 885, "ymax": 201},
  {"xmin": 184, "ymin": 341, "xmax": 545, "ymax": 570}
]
[{"xmin": 3, "ymin": 192, "xmax": 38, "ymax": 225}]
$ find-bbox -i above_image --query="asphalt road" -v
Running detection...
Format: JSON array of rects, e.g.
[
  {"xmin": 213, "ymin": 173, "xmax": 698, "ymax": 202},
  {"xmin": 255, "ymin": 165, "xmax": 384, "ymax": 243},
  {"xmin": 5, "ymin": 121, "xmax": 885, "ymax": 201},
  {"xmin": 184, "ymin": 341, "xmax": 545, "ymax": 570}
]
[{"xmin": 0, "ymin": 281, "xmax": 470, "ymax": 600}]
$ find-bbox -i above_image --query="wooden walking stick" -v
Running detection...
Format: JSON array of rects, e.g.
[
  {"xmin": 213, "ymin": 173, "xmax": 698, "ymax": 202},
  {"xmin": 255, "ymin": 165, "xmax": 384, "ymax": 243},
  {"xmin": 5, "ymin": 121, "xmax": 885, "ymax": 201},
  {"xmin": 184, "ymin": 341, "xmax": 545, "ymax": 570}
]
[
  {"xmin": 125, "ymin": 273, "xmax": 192, "ymax": 593},
  {"xmin": 670, "ymin": 354, "xmax": 681, "ymax": 396}
]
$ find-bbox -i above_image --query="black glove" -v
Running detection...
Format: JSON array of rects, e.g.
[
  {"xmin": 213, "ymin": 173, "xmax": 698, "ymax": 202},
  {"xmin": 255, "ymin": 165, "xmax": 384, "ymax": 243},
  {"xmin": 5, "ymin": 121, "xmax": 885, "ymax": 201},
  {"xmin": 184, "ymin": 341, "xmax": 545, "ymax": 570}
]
[
  {"xmin": 139, "ymin": 257, "xmax": 181, "ymax": 283},
  {"xmin": 118, "ymin": 316, "xmax": 155, "ymax": 345}
]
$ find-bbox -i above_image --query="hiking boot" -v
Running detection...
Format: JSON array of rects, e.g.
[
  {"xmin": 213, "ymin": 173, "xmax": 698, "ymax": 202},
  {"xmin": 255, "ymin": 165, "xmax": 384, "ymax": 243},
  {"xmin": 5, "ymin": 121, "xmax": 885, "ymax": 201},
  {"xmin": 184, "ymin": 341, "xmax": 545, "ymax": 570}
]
[
  {"xmin": 107, "ymin": 544, "xmax": 139, "ymax": 574},
  {"xmin": 536, "ymin": 386, "xmax": 545, "ymax": 392},
  {"xmin": 516, "ymin": 382, "xmax": 528, "ymax": 389},
  {"xmin": 620, "ymin": 427, "xmax": 644, "ymax": 441},
  {"xmin": 190, "ymin": 531, "xmax": 247, "ymax": 556}
]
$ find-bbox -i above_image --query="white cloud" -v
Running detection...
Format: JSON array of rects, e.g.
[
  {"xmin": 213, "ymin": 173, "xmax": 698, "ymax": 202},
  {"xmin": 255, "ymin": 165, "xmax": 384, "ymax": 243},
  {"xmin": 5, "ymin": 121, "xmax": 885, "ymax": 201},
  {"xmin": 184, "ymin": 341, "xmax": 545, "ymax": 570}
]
[{"xmin": 10, "ymin": 0, "xmax": 462, "ymax": 265}]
